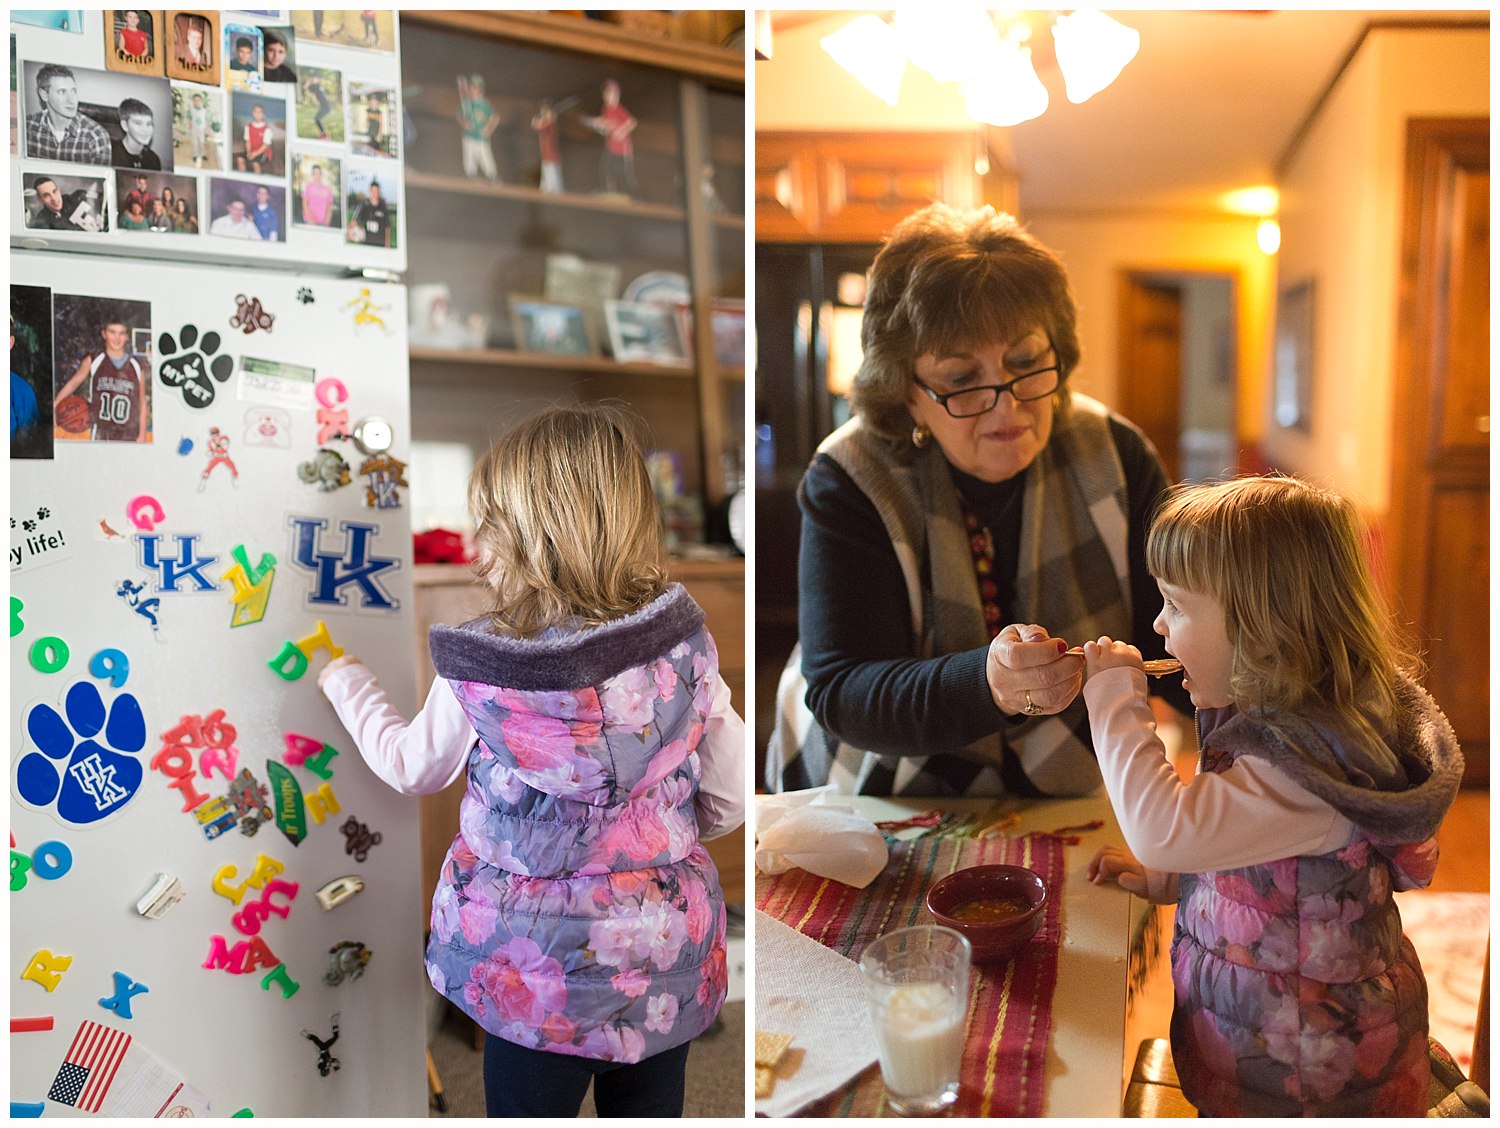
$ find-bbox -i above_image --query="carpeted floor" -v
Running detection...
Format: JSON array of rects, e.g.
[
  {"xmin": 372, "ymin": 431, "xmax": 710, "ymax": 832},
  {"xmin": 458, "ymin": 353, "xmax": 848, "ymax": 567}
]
[
  {"xmin": 1396, "ymin": 890, "xmax": 1489, "ymax": 1074},
  {"xmin": 426, "ymin": 999, "xmax": 745, "ymax": 1118}
]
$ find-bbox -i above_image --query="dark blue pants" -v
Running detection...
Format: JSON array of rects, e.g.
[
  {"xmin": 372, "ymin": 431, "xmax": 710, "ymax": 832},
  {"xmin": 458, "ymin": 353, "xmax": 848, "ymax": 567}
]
[{"xmin": 482, "ymin": 1035, "xmax": 692, "ymax": 1117}]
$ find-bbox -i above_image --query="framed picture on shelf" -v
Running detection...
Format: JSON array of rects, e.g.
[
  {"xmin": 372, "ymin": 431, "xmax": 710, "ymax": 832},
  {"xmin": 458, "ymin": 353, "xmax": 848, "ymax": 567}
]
[
  {"xmin": 671, "ymin": 298, "xmax": 748, "ymax": 369},
  {"xmin": 604, "ymin": 299, "xmax": 689, "ymax": 366},
  {"xmin": 710, "ymin": 298, "xmax": 746, "ymax": 368},
  {"xmin": 509, "ymin": 295, "xmax": 595, "ymax": 357}
]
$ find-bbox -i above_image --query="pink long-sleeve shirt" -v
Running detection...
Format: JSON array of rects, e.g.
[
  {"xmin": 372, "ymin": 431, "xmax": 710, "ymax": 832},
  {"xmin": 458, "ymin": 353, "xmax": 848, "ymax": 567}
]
[
  {"xmin": 1083, "ymin": 666, "xmax": 1355, "ymax": 901},
  {"xmin": 321, "ymin": 658, "xmax": 747, "ymax": 841}
]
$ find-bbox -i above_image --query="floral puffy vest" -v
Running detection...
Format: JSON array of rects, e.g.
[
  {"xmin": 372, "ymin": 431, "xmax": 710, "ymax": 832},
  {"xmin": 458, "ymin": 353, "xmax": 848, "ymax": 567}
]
[
  {"xmin": 1170, "ymin": 743, "xmax": 1436, "ymax": 1116},
  {"xmin": 424, "ymin": 585, "xmax": 729, "ymax": 1063}
]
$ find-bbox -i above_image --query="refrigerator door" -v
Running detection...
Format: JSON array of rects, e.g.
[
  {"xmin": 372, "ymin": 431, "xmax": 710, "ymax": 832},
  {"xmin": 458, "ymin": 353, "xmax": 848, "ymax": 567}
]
[
  {"xmin": 10, "ymin": 252, "xmax": 424, "ymax": 1117},
  {"xmin": 11, "ymin": 11, "xmax": 406, "ymax": 274}
]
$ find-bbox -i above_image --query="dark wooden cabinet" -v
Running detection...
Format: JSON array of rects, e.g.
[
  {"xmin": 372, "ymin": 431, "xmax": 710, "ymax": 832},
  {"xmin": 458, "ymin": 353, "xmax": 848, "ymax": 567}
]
[{"xmin": 756, "ymin": 130, "xmax": 984, "ymax": 242}]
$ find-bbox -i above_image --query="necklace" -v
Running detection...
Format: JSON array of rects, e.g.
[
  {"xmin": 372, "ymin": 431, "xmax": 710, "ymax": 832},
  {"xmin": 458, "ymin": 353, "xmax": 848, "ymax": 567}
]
[{"xmin": 960, "ymin": 502, "xmax": 1002, "ymax": 639}]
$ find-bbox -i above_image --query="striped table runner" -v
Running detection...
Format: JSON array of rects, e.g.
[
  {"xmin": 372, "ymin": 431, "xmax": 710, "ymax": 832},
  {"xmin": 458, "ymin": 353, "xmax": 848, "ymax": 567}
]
[{"xmin": 756, "ymin": 832, "xmax": 1067, "ymax": 1118}]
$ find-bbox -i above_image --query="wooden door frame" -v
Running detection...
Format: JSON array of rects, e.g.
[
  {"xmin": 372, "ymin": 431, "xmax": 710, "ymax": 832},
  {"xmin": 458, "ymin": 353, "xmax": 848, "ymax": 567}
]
[
  {"xmin": 1115, "ymin": 265, "xmax": 1243, "ymax": 474},
  {"xmin": 1385, "ymin": 115, "xmax": 1489, "ymax": 784},
  {"xmin": 1386, "ymin": 117, "xmax": 1489, "ymax": 614}
]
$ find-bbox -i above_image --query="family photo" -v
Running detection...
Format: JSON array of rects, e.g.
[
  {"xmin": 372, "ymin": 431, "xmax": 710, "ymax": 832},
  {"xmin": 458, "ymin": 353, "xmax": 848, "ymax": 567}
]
[
  {"xmin": 231, "ymin": 90, "xmax": 286, "ymax": 175},
  {"xmin": 344, "ymin": 160, "xmax": 397, "ymax": 248},
  {"xmin": 50, "ymin": 292, "xmax": 153, "ymax": 443},
  {"xmin": 114, "ymin": 169, "xmax": 199, "ymax": 234},
  {"xmin": 20, "ymin": 170, "xmax": 108, "ymax": 233},
  {"xmin": 165, "ymin": 10, "xmax": 217, "ymax": 83},
  {"xmin": 291, "ymin": 9, "xmax": 396, "ymax": 53},
  {"xmin": 170, "ymin": 82, "xmax": 225, "ymax": 171},
  {"xmin": 291, "ymin": 151, "xmax": 341, "ymax": 229},
  {"xmin": 22, "ymin": 59, "xmax": 172, "ymax": 171},
  {"xmin": 207, "ymin": 175, "xmax": 286, "ymax": 242}
]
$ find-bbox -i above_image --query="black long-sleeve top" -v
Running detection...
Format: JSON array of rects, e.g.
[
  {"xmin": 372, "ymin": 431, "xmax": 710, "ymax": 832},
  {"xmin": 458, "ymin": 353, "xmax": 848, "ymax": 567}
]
[{"xmin": 797, "ymin": 416, "xmax": 1193, "ymax": 759}]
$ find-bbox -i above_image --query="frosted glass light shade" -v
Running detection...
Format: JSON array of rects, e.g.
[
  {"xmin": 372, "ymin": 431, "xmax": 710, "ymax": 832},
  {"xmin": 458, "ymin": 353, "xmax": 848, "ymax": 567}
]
[
  {"xmin": 893, "ymin": 8, "xmax": 999, "ymax": 84},
  {"xmin": 821, "ymin": 14, "xmax": 907, "ymax": 106},
  {"xmin": 963, "ymin": 39, "xmax": 1048, "ymax": 127},
  {"xmin": 1052, "ymin": 10, "xmax": 1140, "ymax": 104}
]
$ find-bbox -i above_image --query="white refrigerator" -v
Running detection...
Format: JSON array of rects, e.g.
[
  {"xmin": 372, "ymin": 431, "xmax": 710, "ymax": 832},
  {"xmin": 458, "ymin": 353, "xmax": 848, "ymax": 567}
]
[{"xmin": 10, "ymin": 12, "xmax": 424, "ymax": 1119}]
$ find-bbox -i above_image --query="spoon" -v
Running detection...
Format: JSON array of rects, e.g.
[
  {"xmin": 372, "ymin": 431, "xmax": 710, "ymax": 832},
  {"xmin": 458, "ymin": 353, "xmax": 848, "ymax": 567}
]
[{"xmin": 1063, "ymin": 647, "xmax": 1183, "ymax": 678}]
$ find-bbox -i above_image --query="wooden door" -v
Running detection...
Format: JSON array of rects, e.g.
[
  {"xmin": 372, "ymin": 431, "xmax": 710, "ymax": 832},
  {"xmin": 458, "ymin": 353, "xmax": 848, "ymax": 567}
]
[
  {"xmin": 1117, "ymin": 276, "xmax": 1184, "ymax": 482},
  {"xmin": 1388, "ymin": 117, "xmax": 1489, "ymax": 785}
]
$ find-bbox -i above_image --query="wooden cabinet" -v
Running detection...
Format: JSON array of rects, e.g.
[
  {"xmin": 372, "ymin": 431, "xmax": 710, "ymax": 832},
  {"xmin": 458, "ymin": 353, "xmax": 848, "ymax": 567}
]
[
  {"xmin": 756, "ymin": 130, "xmax": 984, "ymax": 242},
  {"xmin": 401, "ymin": 11, "xmax": 745, "ymax": 512},
  {"xmin": 412, "ymin": 560, "xmax": 747, "ymax": 921}
]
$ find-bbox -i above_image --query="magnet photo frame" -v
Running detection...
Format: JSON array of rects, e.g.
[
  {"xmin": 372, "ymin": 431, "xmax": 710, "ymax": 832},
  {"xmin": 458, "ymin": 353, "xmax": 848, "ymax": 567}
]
[{"xmin": 164, "ymin": 10, "xmax": 218, "ymax": 84}]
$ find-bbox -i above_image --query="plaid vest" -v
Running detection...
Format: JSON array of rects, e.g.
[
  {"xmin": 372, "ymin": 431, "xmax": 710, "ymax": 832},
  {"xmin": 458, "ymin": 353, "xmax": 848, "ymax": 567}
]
[{"xmin": 775, "ymin": 394, "xmax": 1132, "ymax": 797}]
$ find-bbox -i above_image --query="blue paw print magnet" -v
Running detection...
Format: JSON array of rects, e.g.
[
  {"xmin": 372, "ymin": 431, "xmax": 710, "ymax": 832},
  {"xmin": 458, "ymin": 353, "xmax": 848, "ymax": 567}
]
[{"xmin": 17, "ymin": 681, "xmax": 147, "ymax": 827}]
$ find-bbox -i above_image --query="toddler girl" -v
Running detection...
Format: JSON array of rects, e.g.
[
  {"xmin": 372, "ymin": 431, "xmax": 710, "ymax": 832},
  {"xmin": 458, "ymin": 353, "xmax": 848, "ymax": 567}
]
[
  {"xmin": 319, "ymin": 405, "xmax": 744, "ymax": 1117},
  {"xmin": 1080, "ymin": 475, "xmax": 1461, "ymax": 1117}
]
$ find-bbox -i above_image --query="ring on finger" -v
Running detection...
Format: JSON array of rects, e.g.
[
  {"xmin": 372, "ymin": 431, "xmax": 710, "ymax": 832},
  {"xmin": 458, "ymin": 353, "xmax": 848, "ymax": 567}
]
[{"xmin": 1023, "ymin": 690, "xmax": 1043, "ymax": 716}]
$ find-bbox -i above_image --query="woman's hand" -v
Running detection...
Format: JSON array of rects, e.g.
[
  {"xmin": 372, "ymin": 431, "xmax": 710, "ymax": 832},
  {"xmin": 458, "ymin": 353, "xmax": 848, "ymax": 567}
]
[
  {"xmin": 1082, "ymin": 636, "xmax": 1143, "ymax": 680},
  {"xmin": 316, "ymin": 653, "xmax": 361, "ymax": 690},
  {"xmin": 1086, "ymin": 844, "xmax": 1148, "ymax": 896},
  {"xmin": 985, "ymin": 624, "xmax": 1085, "ymax": 717}
]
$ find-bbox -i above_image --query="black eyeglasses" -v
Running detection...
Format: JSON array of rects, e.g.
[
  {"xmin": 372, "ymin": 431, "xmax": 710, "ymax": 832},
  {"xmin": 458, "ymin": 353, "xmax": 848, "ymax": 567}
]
[{"xmin": 913, "ymin": 362, "xmax": 1063, "ymax": 418}]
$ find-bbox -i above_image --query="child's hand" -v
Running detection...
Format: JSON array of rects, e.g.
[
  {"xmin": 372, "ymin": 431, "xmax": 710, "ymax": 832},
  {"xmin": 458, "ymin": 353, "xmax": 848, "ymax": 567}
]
[
  {"xmin": 1086, "ymin": 844, "xmax": 1148, "ymax": 896},
  {"xmin": 1082, "ymin": 636, "xmax": 1143, "ymax": 680},
  {"xmin": 316, "ymin": 653, "xmax": 361, "ymax": 690}
]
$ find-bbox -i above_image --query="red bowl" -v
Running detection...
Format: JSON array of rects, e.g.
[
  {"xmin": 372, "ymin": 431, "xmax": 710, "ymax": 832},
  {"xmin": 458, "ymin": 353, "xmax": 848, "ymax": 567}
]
[{"xmin": 925, "ymin": 864, "xmax": 1048, "ymax": 963}]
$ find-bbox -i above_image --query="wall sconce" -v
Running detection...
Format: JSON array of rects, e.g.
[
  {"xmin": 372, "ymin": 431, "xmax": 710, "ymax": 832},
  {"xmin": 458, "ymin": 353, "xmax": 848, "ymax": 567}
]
[
  {"xmin": 1257, "ymin": 219, "xmax": 1282, "ymax": 255},
  {"xmin": 1221, "ymin": 186, "xmax": 1281, "ymax": 255}
]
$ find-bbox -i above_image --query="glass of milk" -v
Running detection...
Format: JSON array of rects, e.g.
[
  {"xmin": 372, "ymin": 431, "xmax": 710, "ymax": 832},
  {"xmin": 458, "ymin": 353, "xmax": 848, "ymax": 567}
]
[{"xmin": 859, "ymin": 925, "xmax": 971, "ymax": 1115}]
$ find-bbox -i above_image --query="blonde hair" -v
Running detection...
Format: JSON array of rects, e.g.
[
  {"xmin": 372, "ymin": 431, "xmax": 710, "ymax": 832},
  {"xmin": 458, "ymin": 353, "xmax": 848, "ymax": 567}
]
[
  {"xmin": 467, "ymin": 404, "xmax": 667, "ymax": 637},
  {"xmin": 1146, "ymin": 475, "xmax": 1417, "ymax": 746}
]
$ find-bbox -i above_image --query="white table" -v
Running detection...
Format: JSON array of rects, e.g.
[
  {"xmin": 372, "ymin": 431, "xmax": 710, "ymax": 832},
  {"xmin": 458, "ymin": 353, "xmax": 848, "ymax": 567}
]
[{"xmin": 755, "ymin": 792, "xmax": 1139, "ymax": 1117}]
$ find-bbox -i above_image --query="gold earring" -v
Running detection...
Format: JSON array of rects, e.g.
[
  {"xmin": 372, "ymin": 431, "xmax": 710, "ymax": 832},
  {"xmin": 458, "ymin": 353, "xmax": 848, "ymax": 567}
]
[{"xmin": 911, "ymin": 422, "xmax": 932, "ymax": 449}]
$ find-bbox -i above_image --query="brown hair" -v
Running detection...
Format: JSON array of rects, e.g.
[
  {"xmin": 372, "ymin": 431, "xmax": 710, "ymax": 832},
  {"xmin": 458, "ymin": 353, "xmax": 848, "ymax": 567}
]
[
  {"xmin": 853, "ymin": 203, "xmax": 1081, "ymax": 451},
  {"xmin": 1147, "ymin": 475, "xmax": 1418, "ymax": 747},
  {"xmin": 468, "ymin": 404, "xmax": 667, "ymax": 637}
]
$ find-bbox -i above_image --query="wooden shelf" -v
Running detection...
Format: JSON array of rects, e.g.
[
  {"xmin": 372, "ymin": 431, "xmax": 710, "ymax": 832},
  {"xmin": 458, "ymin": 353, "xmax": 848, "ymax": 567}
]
[
  {"xmin": 409, "ymin": 345, "xmax": 697, "ymax": 379},
  {"xmin": 404, "ymin": 168, "xmax": 688, "ymax": 223},
  {"xmin": 403, "ymin": 10, "xmax": 744, "ymax": 87}
]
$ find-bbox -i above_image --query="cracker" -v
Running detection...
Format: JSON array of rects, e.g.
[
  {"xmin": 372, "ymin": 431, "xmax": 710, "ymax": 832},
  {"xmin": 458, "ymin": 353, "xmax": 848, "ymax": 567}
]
[
  {"xmin": 754, "ymin": 1064, "xmax": 776, "ymax": 1099},
  {"xmin": 754, "ymin": 1029, "xmax": 793, "ymax": 1068}
]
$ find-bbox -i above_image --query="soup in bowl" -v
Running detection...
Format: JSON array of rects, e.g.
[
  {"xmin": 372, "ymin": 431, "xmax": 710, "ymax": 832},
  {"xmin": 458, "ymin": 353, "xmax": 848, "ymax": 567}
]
[{"xmin": 925, "ymin": 864, "xmax": 1048, "ymax": 963}]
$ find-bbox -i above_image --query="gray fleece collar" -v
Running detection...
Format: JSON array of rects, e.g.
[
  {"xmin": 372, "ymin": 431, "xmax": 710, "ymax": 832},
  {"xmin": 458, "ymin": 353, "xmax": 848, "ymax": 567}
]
[
  {"xmin": 1204, "ymin": 674, "xmax": 1463, "ymax": 845},
  {"xmin": 428, "ymin": 583, "xmax": 705, "ymax": 691}
]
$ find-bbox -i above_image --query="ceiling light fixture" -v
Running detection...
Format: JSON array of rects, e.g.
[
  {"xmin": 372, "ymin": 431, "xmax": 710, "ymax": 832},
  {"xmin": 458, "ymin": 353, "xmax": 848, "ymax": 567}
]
[
  {"xmin": 964, "ymin": 27, "xmax": 1049, "ymax": 128},
  {"xmin": 821, "ymin": 8, "xmax": 1140, "ymax": 127},
  {"xmin": 894, "ymin": 8, "xmax": 999, "ymax": 85},
  {"xmin": 1051, "ymin": 9, "xmax": 1141, "ymax": 105},
  {"xmin": 820, "ymin": 13, "xmax": 907, "ymax": 107}
]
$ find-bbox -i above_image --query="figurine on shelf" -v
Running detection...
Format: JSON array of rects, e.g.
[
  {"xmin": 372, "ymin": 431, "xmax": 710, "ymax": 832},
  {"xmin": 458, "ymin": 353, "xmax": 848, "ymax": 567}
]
[
  {"xmin": 701, "ymin": 161, "xmax": 724, "ymax": 213},
  {"xmin": 530, "ymin": 98, "xmax": 563, "ymax": 194},
  {"xmin": 581, "ymin": 79, "xmax": 636, "ymax": 197},
  {"xmin": 456, "ymin": 74, "xmax": 499, "ymax": 183}
]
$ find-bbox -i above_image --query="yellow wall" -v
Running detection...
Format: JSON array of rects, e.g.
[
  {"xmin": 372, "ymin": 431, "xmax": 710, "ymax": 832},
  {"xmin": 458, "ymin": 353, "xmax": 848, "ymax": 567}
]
[
  {"xmin": 1023, "ymin": 212, "xmax": 1275, "ymax": 448},
  {"xmin": 1270, "ymin": 26, "xmax": 1487, "ymax": 515}
]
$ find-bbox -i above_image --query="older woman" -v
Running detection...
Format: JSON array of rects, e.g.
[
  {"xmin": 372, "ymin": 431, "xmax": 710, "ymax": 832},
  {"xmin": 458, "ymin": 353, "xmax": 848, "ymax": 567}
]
[{"xmin": 768, "ymin": 203, "xmax": 1190, "ymax": 796}]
